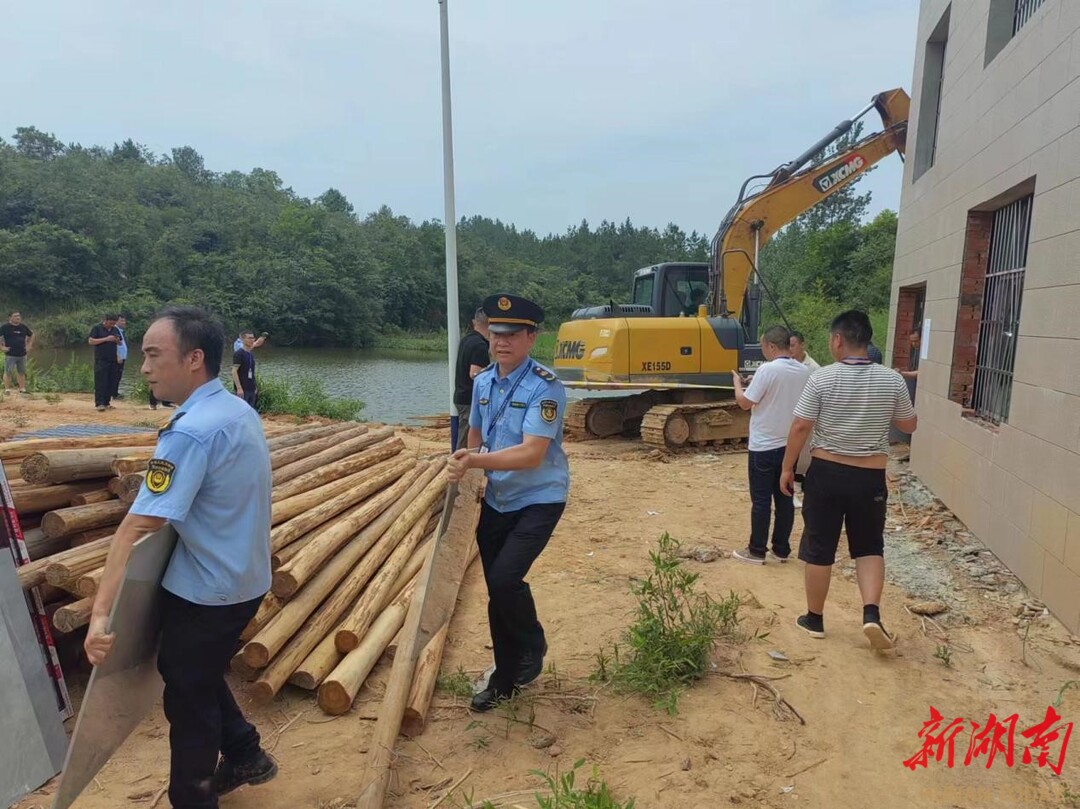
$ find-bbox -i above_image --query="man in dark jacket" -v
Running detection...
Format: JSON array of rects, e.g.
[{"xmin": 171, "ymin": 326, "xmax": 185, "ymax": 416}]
[{"xmin": 453, "ymin": 308, "xmax": 491, "ymax": 449}]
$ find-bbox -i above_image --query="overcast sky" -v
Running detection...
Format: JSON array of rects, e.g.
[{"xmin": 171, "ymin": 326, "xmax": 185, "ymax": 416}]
[{"xmin": 0, "ymin": 1, "xmax": 917, "ymax": 237}]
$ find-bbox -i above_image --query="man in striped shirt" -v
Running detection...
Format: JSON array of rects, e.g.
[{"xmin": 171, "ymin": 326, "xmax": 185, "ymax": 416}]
[{"xmin": 780, "ymin": 310, "xmax": 917, "ymax": 650}]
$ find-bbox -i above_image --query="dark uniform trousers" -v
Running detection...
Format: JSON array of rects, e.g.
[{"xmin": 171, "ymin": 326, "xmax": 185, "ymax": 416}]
[
  {"xmin": 93, "ymin": 359, "xmax": 114, "ymax": 407},
  {"xmin": 158, "ymin": 589, "xmax": 263, "ymax": 809},
  {"xmin": 476, "ymin": 500, "xmax": 565, "ymax": 690}
]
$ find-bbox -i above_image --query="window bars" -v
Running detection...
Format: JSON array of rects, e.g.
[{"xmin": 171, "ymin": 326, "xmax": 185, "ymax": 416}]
[
  {"xmin": 972, "ymin": 195, "xmax": 1032, "ymax": 424},
  {"xmin": 1013, "ymin": 0, "xmax": 1047, "ymax": 35}
]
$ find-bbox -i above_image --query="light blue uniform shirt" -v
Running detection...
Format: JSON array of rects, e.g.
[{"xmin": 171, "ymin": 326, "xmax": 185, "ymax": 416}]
[
  {"xmin": 116, "ymin": 327, "xmax": 128, "ymax": 361},
  {"xmin": 470, "ymin": 358, "xmax": 570, "ymax": 512},
  {"xmin": 130, "ymin": 378, "xmax": 272, "ymax": 605},
  {"xmin": 233, "ymin": 338, "xmax": 244, "ymax": 352}
]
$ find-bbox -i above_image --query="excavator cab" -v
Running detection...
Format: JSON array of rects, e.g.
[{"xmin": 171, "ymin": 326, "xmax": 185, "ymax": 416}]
[{"xmin": 630, "ymin": 263, "xmax": 711, "ymax": 317}]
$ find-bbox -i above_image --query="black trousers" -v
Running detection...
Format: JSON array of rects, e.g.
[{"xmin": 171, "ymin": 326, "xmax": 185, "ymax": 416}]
[
  {"xmin": 93, "ymin": 359, "xmax": 113, "ymax": 407},
  {"xmin": 157, "ymin": 590, "xmax": 263, "ymax": 809},
  {"xmin": 476, "ymin": 500, "xmax": 564, "ymax": 691},
  {"xmin": 110, "ymin": 360, "xmax": 125, "ymax": 398},
  {"xmin": 747, "ymin": 447, "xmax": 794, "ymax": 557}
]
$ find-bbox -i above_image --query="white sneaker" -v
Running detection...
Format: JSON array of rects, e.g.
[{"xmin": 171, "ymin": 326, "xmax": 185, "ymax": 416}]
[
  {"xmin": 793, "ymin": 493, "xmax": 803, "ymax": 509},
  {"xmin": 472, "ymin": 663, "xmax": 496, "ymax": 694}
]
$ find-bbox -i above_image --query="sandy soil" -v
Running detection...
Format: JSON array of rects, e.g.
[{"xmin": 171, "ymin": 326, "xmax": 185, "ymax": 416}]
[{"xmin": 8, "ymin": 393, "xmax": 1080, "ymax": 809}]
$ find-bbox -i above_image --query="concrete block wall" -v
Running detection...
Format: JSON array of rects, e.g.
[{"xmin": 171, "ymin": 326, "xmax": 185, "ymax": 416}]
[{"xmin": 892, "ymin": 0, "xmax": 1080, "ymax": 631}]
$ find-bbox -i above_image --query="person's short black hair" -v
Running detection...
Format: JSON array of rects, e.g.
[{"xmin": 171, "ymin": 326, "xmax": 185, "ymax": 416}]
[
  {"xmin": 762, "ymin": 325, "xmax": 792, "ymax": 350},
  {"xmin": 830, "ymin": 310, "xmax": 873, "ymax": 348},
  {"xmin": 473, "ymin": 308, "xmax": 489, "ymax": 325},
  {"xmin": 789, "ymin": 330, "xmax": 805, "ymax": 343},
  {"xmin": 9, "ymin": 310, "xmax": 20, "ymax": 317},
  {"xmin": 153, "ymin": 305, "xmax": 225, "ymax": 377},
  {"xmin": 104, "ymin": 313, "xmax": 118, "ymax": 321}
]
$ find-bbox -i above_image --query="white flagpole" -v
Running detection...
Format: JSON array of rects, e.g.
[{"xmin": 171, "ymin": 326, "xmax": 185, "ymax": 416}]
[{"xmin": 438, "ymin": 0, "xmax": 461, "ymax": 447}]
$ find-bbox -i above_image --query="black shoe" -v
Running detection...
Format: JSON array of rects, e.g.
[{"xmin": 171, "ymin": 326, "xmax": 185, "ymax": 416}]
[
  {"xmin": 514, "ymin": 640, "xmax": 548, "ymax": 687},
  {"xmin": 212, "ymin": 750, "xmax": 278, "ymax": 796},
  {"xmin": 113, "ymin": 393, "xmax": 125, "ymax": 399},
  {"xmin": 470, "ymin": 683, "xmax": 519, "ymax": 712},
  {"xmin": 796, "ymin": 614, "xmax": 825, "ymax": 639}
]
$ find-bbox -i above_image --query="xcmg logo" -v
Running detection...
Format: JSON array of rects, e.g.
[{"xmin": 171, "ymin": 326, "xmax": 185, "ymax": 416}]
[
  {"xmin": 812, "ymin": 154, "xmax": 866, "ymax": 193},
  {"xmin": 554, "ymin": 340, "xmax": 586, "ymax": 360}
]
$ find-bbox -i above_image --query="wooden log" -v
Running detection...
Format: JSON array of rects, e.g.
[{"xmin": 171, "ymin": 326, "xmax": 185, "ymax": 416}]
[
  {"xmin": 53, "ymin": 596, "xmax": 94, "ymax": 633},
  {"xmin": 69, "ymin": 525, "xmax": 119, "ymax": 547},
  {"xmin": 41, "ymin": 500, "xmax": 129, "ymax": 539},
  {"xmin": 334, "ymin": 494, "xmax": 444, "ymax": 653},
  {"xmin": 240, "ymin": 593, "xmax": 284, "ymax": 643},
  {"xmin": 0, "ymin": 432, "xmax": 159, "ymax": 459},
  {"xmin": 75, "ymin": 567, "xmax": 103, "ymax": 598},
  {"xmin": 242, "ymin": 464, "xmax": 428, "ymax": 669},
  {"xmin": 270, "ymin": 534, "xmax": 313, "ymax": 569},
  {"xmin": 401, "ymin": 543, "xmax": 479, "ymax": 737},
  {"xmin": 245, "ymin": 470, "xmax": 447, "ymax": 703},
  {"xmin": 22, "ymin": 528, "xmax": 71, "ymax": 561},
  {"xmin": 271, "ymin": 432, "xmax": 402, "ymax": 504},
  {"xmin": 110, "ymin": 457, "xmax": 148, "ymax": 476},
  {"xmin": 21, "ymin": 447, "xmax": 156, "ymax": 485},
  {"xmin": 355, "ymin": 476, "xmax": 483, "ymax": 807},
  {"xmin": 116, "ymin": 472, "xmax": 147, "ymax": 504},
  {"xmin": 12, "ymin": 481, "xmax": 110, "ymax": 514},
  {"xmin": 230, "ymin": 651, "xmax": 261, "ymax": 681},
  {"xmin": 107, "ymin": 477, "xmax": 124, "ymax": 496},
  {"xmin": 400, "ymin": 622, "xmax": 451, "ymax": 736},
  {"xmin": 17, "ymin": 557, "xmax": 51, "ymax": 590},
  {"xmin": 265, "ymin": 423, "xmax": 353, "ymax": 452},
  {"xmin": 318, "ymin": 581, "xmax": 417, "ymax": 714},
  {"xmin": 40, "ymin": 536, "xmax": 113, "ymax": 584},
  {"xmin": 272, "ymin": 428, "xmax": 392, "ymax": 487},
  {"xmin": 290, "ymin": 528, "xmax": 434, "ymax": 691},
  {"xmin": 271, "ymin": 465, "xmax": 443, "ymax": 600},
  {"xmin": 69, "ymin": 488, "xmax": 116, "ymax": 506},
  {"xmin": 268, "ymin": 425, "xmax": 368, "ymax": 471},
  {"xmin": 269, "ymin": 456, "xmax": 415, "ymax": 553}
]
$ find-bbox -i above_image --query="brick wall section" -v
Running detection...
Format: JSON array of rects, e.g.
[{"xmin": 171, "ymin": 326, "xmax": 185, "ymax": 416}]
[
  {"xmin": 892, "ymin": 286, "xmax": 924, "ymax": 370},
  {"xmin": 948, "ymin": 211, "xmax": 993, "ymax": 407}
]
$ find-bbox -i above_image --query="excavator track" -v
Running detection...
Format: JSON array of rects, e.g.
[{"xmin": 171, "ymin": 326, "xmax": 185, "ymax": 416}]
[
  {"xmin": 639, "ymin": 401, "xmax": 750, "ymax": 451},
  {"xmin": 565, "ymin": 398, "xmax": 631, "ymax": 441}
]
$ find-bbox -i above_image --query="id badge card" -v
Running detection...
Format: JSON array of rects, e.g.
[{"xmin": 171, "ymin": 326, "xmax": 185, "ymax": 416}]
[{"xmin": 478, "ymin": 445, "xmax": 490, "ymax": 455}]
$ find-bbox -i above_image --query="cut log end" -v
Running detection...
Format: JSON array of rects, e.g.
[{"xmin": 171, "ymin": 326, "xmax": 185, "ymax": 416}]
[
  {"xmin": 20, "ymin": 454, "xmax": 50, "ymax": 485},
  {"xmin": 242, "ymin": 644, "xmax": 271, "ymax": 669},
  {"xmin": 249, "ymin": 680, "xmax": 277, "ymax": 705},
  {"xmin": 270, "ymin": 570, "xmax": 301, "ymax": 600},
  {"xmin": 335, "ymin": 630, "xmax": 360, "ymax": 655},
  {"xmin": 287, "ymin": 671, "xmax": 319, "ymax": 690},
  {"xmin": 317, "ymin": 681, "xmax": 353, "ymax": 715},
  {"xmin": 400, "ymin": 710, "xmax": 425, "ymax": 738}
]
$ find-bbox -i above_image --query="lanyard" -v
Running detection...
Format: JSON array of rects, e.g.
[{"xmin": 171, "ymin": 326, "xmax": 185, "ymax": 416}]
[{"xmin": 484, "ymin": 359, "xmax": 532, "ymax": 447}]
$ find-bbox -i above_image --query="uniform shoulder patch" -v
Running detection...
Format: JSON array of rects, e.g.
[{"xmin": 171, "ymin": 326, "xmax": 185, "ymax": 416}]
[
  {"xmin": 533, "ymin": 365, "xmax": 557, "ymax": 382},
  {"xmin": 540, "ymin": 399, "xmax": 559, "ymax": 423},
  {"xmin": 145, "ymin": 458, "xmax": 176, "ymax": 495}
]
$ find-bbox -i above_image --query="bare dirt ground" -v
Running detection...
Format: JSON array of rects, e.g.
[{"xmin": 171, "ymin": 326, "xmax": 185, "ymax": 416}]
[{"xmin": 8, "ymin": 392, "xmax": 1080, "ymax": 809}]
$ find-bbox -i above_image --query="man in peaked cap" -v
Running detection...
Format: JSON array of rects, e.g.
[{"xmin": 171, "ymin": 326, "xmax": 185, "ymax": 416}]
[{"xmin": 447, "ymin": 293, "xmax": 570, "ymax": 711}]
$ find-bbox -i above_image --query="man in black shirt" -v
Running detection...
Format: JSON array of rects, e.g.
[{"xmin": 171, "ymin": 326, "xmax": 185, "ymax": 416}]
[
  {"xmin": 0, "ymin": 311, "xmax": 33, "ymax": 394},
  {"xmin": 453, "ymin": 308, "xmax": 491, "ymax": 449},
  {"xmin": 88, "ymin": 314, "xmax": 121, "ymax": 411},
  {"xmin": 232, "ymin": 330, "xmax": 259, "ymax": 408}
]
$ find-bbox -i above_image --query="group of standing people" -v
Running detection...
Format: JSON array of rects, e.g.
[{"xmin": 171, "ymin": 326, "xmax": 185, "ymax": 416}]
[{"xmin": 731, "ymin": 311, "xmax": 918, "ymax": 650}]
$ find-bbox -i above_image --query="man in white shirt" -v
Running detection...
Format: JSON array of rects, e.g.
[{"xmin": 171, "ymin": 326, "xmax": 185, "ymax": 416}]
[{"xmin": 731, "ymin": 326, "xmax": 811, "ymax": 564}]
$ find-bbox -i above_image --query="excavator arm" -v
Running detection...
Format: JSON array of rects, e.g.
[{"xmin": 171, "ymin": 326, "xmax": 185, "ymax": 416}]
[{"xmin": 711, "ymin": 88, "xmax": 910, "ymax": 329}]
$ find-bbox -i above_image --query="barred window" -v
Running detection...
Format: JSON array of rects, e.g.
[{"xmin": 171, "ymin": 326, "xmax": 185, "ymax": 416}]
[
  {"xmin": 971, "ymin": 195, "xmax": 1032, "ymax": 424},
  {"xmin": 1013, "ymin": 0, "xmax": 1048, "ymax": 34}
]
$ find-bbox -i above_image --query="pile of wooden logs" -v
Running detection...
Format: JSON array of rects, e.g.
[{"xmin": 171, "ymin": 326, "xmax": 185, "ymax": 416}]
[{"xmin": 8, "ymin": 419, "xmax": 479, "ymax": 734}]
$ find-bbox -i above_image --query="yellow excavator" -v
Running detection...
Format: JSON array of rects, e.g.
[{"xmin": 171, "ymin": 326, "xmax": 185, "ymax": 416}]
[{"xmin": 553, "ymin": 88, "xmax": 910, "ymax": 449}]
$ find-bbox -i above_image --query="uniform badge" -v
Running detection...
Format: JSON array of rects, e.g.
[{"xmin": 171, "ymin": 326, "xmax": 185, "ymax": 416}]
[
  {"xmin": 497, "ymin": 296, "xmax": 512, "ymax": 311},
  {"xmin": 540, "ymin": 399, "xmax": 558, "ymax": 423},
  {"xmin": 146, "ymin": 458, "xmax": 176, "ymax": 495}
]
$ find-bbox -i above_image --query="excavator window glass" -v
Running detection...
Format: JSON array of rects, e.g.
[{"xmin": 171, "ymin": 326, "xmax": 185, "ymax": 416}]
[
  {"xmin": 658, "ymin": 265, "xmax": 710, "ymax": 317},
  {"xmin": 632, "ymin": 273, "xmax": 655, "ymax": 307}
]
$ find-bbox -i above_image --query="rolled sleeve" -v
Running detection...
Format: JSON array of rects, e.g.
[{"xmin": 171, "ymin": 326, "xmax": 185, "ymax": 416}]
[
  {"xmin": 130, "ymin": 432, "xmax": 209, "ymax": 521},
  {"xmin": 523, "ymin": 384, "xmax": 565, "ymax": 440},
  {"xmin": 792, "ymin": 374, "xmax": 822, "ymax": 422}
]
